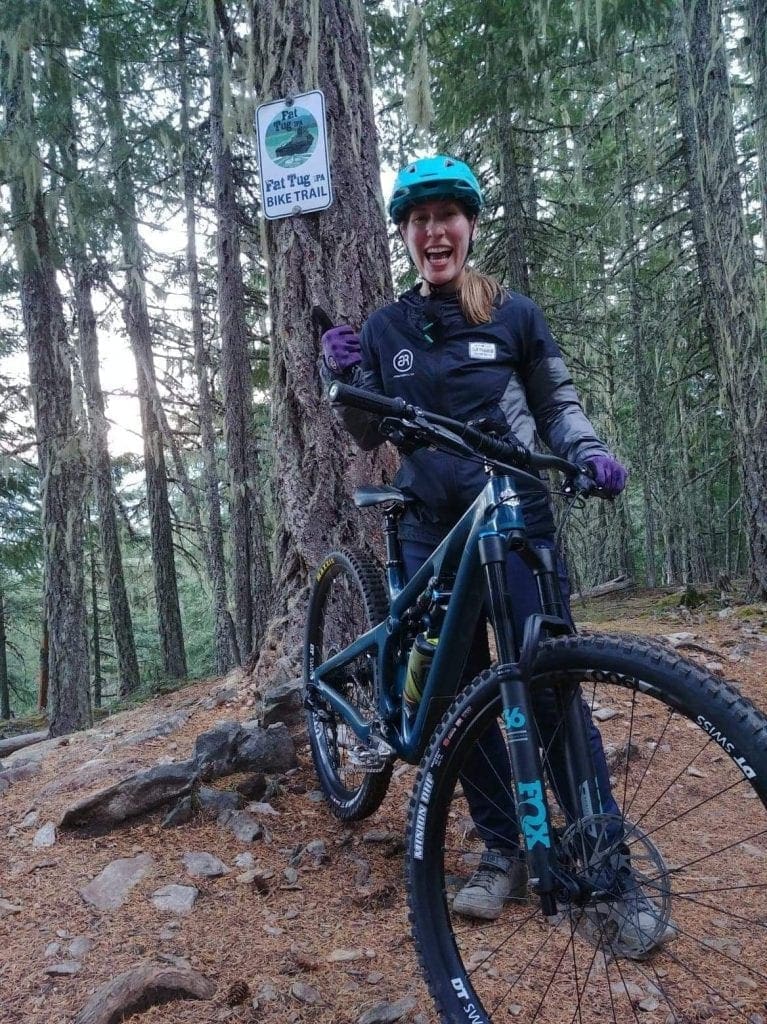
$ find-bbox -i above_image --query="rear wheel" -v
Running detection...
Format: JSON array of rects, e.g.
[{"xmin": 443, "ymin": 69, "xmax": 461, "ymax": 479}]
[
  {"xmin": 303, "ymin": 550, "xmax": 393, "ymax": 820},
  {"xmin": 407, "ymin": 633, "xmax": 767, "ymax": 1023}
]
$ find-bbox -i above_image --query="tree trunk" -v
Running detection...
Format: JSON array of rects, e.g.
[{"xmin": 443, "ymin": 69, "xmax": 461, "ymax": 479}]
[
  {"xmin": 748, "ymin": 0, "xmax": 767, "ymax": 260},
  {"xmin": 88, "ymin": 510, "xmax": 103, "ymax": 709},
  {"xmin": 250, "ymin": 0, "xmax": 396, "ymax": 685},
  {"xmin": 209, "ymin": 10, "xmax": 272, "ymax": 662},
  {"xmin": 4, "ymin": 55, "xmax": 92, "ymax": 735},
  {"xmin": 672, "ymin": 0, "xmax": 767, "ymax": 596},
  {"xmin": 0, "ymin": 587, "xmax": 10, "ymax": 720},
  {"xmin": 496, "ymin": 109, "xmax": 531, "ymax": 295},
  {"xmin": 600, "ymin": 273, "xmax": 633, "ymax": 579},
  {"xmin": 49, "ymin": 46, "xmax": 141, "ymax": 697},
  {"xmin": 99, "ymin": 30, "xmax": 187, "ymax": 676},
  {"xmin": 619, "ymin": 113, "xmax": 658, "ymax": 587},
  {"xmin": 73, "ymin": 255, "xmax": 142, "ymax": 695},
  {"xmin": 179, "ymin": 20, "xmax": 239, "ymax": 673},
  {"xmin": 38, "ymin": 609, "xmax": 49, "ymax": 713}
]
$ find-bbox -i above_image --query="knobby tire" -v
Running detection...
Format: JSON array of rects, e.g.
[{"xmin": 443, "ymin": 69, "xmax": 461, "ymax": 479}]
[
  {"xmin": 407, "ymin": 633, "xmax": 767, "ymax": 1024},
  {"xmin": 303, "ymin": 549, "xmax": 392, "ymax": 820}
]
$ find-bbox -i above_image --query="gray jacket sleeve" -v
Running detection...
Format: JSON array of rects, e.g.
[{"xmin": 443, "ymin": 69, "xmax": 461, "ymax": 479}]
[
  {"xmin": 318, "ymin": 321, "xmax": 386, "ymax": 452},
  {"xmin": 519, "ymin": 302, "xmax": 609, "ymax": 465}
]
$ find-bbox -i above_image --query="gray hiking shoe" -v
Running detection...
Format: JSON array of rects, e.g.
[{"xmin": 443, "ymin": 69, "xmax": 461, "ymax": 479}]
[
  {"xmin": 592, "ymin": 875, "xmax": 676, "ymax": 959},
  {"xmin": 453, "ymin": 850, "xmax": 528, "ymax": 921}
]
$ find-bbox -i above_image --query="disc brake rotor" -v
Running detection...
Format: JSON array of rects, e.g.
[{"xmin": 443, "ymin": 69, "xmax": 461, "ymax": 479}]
[{"xmin": 558, "ymin": 812, "xmax": 673, "ymax": 959}]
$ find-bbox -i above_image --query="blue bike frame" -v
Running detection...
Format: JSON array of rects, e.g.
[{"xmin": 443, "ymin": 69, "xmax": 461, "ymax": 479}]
[{"xmin": 308, "ymin": 472, "xmax": 546, "ymax": 765}]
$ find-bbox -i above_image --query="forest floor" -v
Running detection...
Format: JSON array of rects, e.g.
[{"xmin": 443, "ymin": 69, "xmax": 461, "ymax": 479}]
[{"xmin": 0, "ymin": 588, "xmax": 766, "ymax": 1024}]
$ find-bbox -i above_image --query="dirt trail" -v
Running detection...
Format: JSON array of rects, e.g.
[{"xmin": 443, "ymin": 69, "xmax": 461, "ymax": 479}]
[{"xmin": 0, "ymin": 592, "xmax": 765, "ymax": 1024}]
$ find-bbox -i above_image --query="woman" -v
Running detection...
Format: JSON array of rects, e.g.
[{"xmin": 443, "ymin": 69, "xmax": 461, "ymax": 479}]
[{"xmin": 321, "ymin": 156, "xmax": 662, "ymax": 955}]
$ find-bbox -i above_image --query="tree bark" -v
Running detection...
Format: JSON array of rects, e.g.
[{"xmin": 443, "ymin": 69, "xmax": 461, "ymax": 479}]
[
  {"xmin": 672, "ymin": 0, "xmax": 767, "ymax": 597},
  {"xmin": 496, "ymin": 109, "xmax": 531, "ymax": 296},
  {"xmin": 88, "ymin": 510, "xmax": 103, "ymax": 708},
  {"xmin": 619, "ymin": 114, "xmax": 658, "ymax": 587},
  {"xmin": 4, "ymin": 54, "xmax": 92, "ymax": 735},
  {"xmin": 75, "ymin": 256, "xmax": 142, "ymax": 696},
  {"xmin": 249, "ymin": 0, "xmax": 396, "ymax": 685},
  {"xmin": 71, "ymin": 964, "xmax": 215, "ymax": 1024},
  {"xmin": 179, "ymin": 20, "xmax": 239, "ymax": 673},
  {"xmin": 49, "ymin": 46, "xmax": 141, "ymax": 698},
  {"xmin": 747, "ymin": 0, "xmax": 767, "ymax": 260},
  {"xmin": 38, "ymin": 611, "xmax": 49, "ymax": 713},
  {"xmin": 599, "ymin": 268, "xmax": 634, "ymax": 580},
  {"xmin": 0, "ymin": 732, "xmax": 50, "ymax": 757},
  {"xmin": 99, "ymin": 30, "xmax": 187, "ymax": 676},
  {"xmin": 0, "ymin": 587, "xmax": 10, "ymax": 720},
  {"xmin": 209, "ymin": 12, "xmax": 272, "ymax": 662}
]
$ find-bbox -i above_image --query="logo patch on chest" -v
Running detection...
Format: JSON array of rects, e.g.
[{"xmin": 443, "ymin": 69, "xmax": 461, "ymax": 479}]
[
  {"xmin": 393, "ymin": 349, "xmax": 414, "ymax": 374},
  {"xmin": 469, "ymin": 342, "xmax": 497, "ymax": 360}
]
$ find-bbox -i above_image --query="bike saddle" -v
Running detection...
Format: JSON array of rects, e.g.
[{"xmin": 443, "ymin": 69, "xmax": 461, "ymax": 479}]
[{"xmin": 353, "ymin": 486, "xmax": 406, "ymax": 512}]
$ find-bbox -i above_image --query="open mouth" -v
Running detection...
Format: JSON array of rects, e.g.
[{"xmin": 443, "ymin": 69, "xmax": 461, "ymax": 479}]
[{"xmin": 425, "ymin": 248, "xmax": 453, "ymax": 266}]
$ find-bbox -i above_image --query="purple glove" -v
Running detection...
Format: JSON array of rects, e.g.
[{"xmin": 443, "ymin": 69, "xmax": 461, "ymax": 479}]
[
  {"xmin": 584, "ymin": 454, "xmax": 628, "ymax": 497},
  {"xmin": 322, "ymin": 324, "xmax": 362, "ymax": 373}
]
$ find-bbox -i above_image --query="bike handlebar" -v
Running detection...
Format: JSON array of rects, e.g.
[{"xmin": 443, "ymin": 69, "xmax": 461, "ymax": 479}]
[
  {"xmin": 327, "ymin": 381, "xmax": 595, "ymax": 492},
  {"xmin": 328, "ymin": 381, "xmax": 413, "ymax": 420}
]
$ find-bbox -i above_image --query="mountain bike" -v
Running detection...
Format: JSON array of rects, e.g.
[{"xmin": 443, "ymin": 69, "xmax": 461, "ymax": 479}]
[{"xmin": 303, "ymin": 381, "xmax": 767, "ymax": 1024}]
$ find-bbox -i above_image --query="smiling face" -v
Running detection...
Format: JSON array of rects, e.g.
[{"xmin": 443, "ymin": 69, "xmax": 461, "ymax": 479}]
[{"xmin": 400, "ymin": 199, "xmax": 477, "ymax": 293}]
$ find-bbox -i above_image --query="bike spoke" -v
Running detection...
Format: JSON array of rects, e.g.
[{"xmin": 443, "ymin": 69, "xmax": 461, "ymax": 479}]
[{"xmin": 408, "ymin": 638, "xmax": 767, "ymax": 1023}]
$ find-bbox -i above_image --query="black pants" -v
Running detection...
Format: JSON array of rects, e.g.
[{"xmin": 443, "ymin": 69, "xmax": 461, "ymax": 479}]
[{"xmin": 402, "ymin": 537, "xmax": 621, "ymax": 855}]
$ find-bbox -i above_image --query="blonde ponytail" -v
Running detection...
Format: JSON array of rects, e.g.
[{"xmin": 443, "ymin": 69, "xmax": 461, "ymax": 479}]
[{"xmin": 457, "ymin": 268, "xmax": 503, "ymax": 325}]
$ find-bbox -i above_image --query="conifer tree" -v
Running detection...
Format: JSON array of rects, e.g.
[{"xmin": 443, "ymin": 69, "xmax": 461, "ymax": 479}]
[
  {"xmin": 178, "ymin": 13, "xmax": 239, "ymax": 672},
  {"xmin": 2, "ymin": 34, "xmax": 91, "ymax": 733},
  {"xmin": 49, "ymin": 44, "xmax": 141, "ymax": 696},
  {"xmin": 250, "ymin": 0, "xmax": 395, "ymax": 682},
  {"xmin": 98, "ymin": 21, "xmax": 188, "ymax": 676},
  {"xmin": 209, "ymin": 3, "xmax": 272, "ymax": 663},
  {"xmin": 673, "ymin": 0, "xmax": 767, "ymax": 596}
]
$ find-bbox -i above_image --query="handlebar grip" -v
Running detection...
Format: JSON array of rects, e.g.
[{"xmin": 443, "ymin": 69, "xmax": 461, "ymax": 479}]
[{"xmin": 328, "ymin": 381, "xmax": 412, "ymax": 419}]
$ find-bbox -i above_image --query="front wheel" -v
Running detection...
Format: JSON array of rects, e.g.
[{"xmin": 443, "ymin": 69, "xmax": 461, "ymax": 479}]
[
  {"xmin": 407, "ymin": 633, "xmax": 767, "ymax": 1024},
  {"xmin": 303, "ymin": 549, "xmax": 393, "ymax": 820}
]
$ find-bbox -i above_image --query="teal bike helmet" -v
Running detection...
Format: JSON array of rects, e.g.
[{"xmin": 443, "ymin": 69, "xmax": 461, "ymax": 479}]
[{"xmin": 388, "ymin": 155, "xmax": 483, "ymax": 224}]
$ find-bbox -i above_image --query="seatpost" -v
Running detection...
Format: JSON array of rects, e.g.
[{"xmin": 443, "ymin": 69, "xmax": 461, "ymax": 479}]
[{"xmin": 382, "ymin": 511, "xmax": 405, "ymax": 596}]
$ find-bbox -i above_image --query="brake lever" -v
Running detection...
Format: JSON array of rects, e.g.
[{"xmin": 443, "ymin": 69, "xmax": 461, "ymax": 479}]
[
  {"xmin": 379, "ymin": 417, "xmax": 428, "ymax": 454},
  {"xmin": 563, "ymin": 471, "xmax": 604, "ymax": 499}
]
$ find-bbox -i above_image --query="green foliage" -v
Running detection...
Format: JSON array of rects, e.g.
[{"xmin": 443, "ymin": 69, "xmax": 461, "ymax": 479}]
[
  {"xmin": 367, "ymin": 0, "xmax": 757, "ymax": 589},
  {"xmin": 1, "ymin": 0, "xmax": 763, "ymax": 721}
]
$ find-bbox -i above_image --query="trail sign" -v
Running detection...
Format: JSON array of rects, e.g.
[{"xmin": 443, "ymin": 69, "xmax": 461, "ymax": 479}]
[{"xmin": 256, "ymin": 90, "xmax": 333, "ymax": 219}]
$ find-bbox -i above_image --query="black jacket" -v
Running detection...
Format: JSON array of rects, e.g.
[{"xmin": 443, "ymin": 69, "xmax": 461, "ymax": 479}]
[{"xmin": 323, "ymin": 286, "xmax": 608, "ymax": 542}]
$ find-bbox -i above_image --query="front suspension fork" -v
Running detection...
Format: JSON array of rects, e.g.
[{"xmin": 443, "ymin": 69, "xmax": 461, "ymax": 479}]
[{"xmin": 478, "ymin": 531, "xmax": 589, "ymax": 914}]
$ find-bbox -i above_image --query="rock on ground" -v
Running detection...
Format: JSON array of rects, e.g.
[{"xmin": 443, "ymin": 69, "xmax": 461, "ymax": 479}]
[
  {"xmin": 80, "ymin": 854, "xmax": 155, "ymax": 911},
  {"xmin": 151, "ymin": 884, "xmax": 199, "ymax": 915}
]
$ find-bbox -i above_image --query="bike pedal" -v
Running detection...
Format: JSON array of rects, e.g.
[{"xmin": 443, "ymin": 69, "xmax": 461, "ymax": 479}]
[{"xmin": 348, "ymin": 739, "xmax": 395, "ymax": 773}]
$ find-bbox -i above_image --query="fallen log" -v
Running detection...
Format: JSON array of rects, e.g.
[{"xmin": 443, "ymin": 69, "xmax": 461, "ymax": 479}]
[
  {"xmin": 0, "ymin": 730, "xmax": 49, "ymax": 758},
  {"xmin": 71, "ymin": 963, "xmax": 216, "ymax": 1024},
  {"xmin": 572, "ymin": 575, "xmax": 632, "ymax": 601}
]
